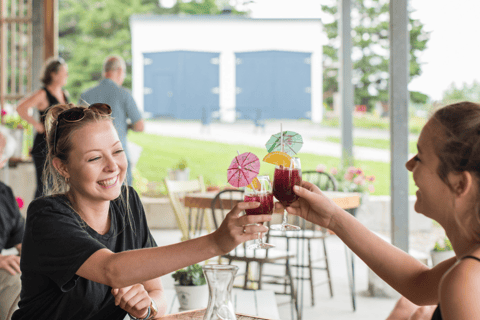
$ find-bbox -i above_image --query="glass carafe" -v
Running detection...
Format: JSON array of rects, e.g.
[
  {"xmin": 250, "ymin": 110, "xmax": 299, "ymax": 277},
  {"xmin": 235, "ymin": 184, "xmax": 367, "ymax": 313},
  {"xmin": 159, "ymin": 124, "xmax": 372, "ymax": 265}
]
[{"xmin": 202, "ymin": 264, "xmax": 238, "ymax": 320}]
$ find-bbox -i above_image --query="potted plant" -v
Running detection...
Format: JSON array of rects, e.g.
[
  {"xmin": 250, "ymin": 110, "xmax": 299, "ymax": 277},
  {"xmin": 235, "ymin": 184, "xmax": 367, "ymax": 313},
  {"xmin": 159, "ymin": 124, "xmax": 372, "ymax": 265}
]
[
  {"xmin": 430, "ymin": 236, "xmax": 455, "ymax": 267},
  {"xmin": 172, "ymin": 263, "xmax": 208, "ymax": 310},
  {"xmin": 1, "ymin": 110, "xmax": 32, "ymax": 158},
  {"xmin": 168, "ymin": 158, "xmax": 190, "ymax": 181}
]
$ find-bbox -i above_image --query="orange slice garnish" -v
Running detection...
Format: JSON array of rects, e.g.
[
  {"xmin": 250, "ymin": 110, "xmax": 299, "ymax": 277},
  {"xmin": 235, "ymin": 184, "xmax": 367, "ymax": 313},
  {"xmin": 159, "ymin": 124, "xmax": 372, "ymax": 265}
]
[
  {"xmin": 248, "ymin": 177, "xmax": 261, "ymax": 191},
  {"xmin": 262, "ymin": 151, "xmax": 291, "ymax": 167}
]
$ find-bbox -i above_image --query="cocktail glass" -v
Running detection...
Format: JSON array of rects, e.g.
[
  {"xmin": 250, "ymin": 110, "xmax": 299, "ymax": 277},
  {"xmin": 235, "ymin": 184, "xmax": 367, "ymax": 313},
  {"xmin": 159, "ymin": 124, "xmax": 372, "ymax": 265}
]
[
  {"xmin": 244, "ymin": 175, "xmax": 275, "ymax": 249},
  {"xmin": 270, "ymin": 157, "xmax": 302, "ymax": 231}
]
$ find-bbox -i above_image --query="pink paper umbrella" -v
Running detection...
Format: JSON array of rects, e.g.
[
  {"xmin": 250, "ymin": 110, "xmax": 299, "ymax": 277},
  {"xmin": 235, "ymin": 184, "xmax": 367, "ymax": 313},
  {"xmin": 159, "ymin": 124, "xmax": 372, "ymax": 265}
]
[{"xmin": 227, "ymin": 152, "xmax": 260, "ymax": 188}]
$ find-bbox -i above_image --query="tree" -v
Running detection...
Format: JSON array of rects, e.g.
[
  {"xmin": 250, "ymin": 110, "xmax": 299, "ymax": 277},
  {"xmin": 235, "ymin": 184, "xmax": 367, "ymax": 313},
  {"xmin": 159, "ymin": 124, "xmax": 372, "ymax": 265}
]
[
  {"xmin": 59, "ymin": 0, "xmax": 246, "ymax": 100},
  {"xmin": 442, "ymin": 81, "xmax": 480, "ymax": 105},
  {"xmin": 321, "ymin": 0, "xmax": 430, "ymax": 111}
]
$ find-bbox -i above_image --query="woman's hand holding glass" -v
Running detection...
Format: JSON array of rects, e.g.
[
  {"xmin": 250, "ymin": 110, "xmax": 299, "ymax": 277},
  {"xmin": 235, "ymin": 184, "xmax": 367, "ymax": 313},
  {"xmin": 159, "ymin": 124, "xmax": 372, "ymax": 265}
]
[
  {"xmin": 276, "ymin": 180, "xmax": 342, "ymax": 230},
  {"xmin": 212, "ymin": 201, "xmax": 272, "ymax": 255},
  {"xmin": 244, "ymin": 175, "xmax": 275, "ymax": 249}
]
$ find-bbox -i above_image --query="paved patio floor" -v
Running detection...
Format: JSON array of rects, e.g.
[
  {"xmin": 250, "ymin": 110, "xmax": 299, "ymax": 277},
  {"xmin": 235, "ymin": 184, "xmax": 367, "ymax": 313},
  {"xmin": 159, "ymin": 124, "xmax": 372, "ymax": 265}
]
[{"xmin": 151, "ymin": 228, "xmax": 399, "ymax": 320}]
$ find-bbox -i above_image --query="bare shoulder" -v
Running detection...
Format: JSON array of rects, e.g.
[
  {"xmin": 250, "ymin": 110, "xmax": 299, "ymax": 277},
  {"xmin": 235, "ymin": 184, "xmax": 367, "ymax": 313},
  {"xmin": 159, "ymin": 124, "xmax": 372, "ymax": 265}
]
[{"xmin": 439, "ymin": 254, "xmax": 480, "ymax": 319}]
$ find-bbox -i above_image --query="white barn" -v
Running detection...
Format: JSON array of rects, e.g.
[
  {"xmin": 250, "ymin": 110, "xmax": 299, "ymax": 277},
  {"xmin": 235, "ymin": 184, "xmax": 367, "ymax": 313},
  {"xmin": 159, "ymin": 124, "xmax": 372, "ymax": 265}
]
[{"xmin": 130, "ymin": 15, "xmax": 325, "ymax": 123}]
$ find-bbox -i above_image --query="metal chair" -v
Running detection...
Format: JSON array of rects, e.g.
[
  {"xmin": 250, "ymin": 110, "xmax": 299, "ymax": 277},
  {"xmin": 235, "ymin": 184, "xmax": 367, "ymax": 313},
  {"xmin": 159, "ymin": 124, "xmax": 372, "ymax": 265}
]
[
  {"xmin": 270, "ymin": 170, "xmax": 337, "ymax": 308},
  {"xmin": 164, "ymin": 176, "xmax": 210, "ymax": 241},
  {"xmin": 210, "ymin": 189, "xmax": 299, "ymax": 319}
]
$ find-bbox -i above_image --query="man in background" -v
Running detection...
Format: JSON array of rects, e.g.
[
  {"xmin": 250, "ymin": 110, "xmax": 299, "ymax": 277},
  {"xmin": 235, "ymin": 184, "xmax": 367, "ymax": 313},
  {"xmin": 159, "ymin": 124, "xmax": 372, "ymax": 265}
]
[
  {"xmin": 0, "ymin": 131, "xmax": 24, "ymax": 320},
  {"xmin": 80, "ymin": 55, "xmax": 144, "ymax": 185}
]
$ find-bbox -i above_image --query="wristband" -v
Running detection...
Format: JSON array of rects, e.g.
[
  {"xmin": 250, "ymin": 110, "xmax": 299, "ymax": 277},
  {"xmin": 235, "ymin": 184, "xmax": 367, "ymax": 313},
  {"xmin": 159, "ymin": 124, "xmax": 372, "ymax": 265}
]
[{"xmin": 129, "ymin": 305, "xmax": 150, "ymax": 320}]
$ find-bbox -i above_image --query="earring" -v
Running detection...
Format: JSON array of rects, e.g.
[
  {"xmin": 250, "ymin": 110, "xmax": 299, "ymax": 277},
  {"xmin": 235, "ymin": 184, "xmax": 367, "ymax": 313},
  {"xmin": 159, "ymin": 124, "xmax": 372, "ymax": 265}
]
[{"xmin": 65, "ymin": 177, "xmax": 70, "ymax": 184}]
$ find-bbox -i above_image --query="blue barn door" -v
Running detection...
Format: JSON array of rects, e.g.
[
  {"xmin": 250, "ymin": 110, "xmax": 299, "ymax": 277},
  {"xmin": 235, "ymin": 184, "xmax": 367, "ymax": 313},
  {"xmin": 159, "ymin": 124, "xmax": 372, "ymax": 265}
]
[
  {"xmin": 143, "ymin": 51, "xmax": 219, "ymax": 119},
  {"xmin": 235, "ymin": 51, "xmax": 312, "ymax": 120}
]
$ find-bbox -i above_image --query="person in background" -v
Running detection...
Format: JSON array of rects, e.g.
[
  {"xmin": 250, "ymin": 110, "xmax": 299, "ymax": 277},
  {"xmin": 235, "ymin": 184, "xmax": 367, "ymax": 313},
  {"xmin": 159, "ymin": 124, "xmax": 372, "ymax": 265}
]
[
  {"xmin": 12, "ymin": 103, "xmax": 270, "ymax": 320},
  {"xmin": 0, "ymin": 131, "xmax": 25, "ymax": 320},
  {"xmin": 80, "ymin": 55, "xmax": 144, "ymax": 186},
  {"xmin": 283, "ymin": 101, "xmax": 480, "ymax": 320},
  {"xmin": 17, "ymin": 57, "xmax": 69, "ymax": 198}
]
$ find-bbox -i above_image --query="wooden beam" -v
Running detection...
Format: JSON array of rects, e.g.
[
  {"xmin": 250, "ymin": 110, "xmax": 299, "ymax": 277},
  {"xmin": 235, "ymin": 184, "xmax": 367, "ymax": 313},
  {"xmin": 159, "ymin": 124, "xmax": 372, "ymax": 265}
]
[
  {"xmin": 0, "ymin": 0, "xmax": 6, "ymax": 118},
  {"xmin": 44, "ymin": 0, "xmax": 57, "ymax": 60}
]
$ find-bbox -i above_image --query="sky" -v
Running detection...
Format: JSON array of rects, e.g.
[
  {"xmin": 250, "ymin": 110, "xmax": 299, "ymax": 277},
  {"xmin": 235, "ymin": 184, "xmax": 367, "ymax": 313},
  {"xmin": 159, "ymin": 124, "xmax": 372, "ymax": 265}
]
[{"xmin": 246, "ymin": 0, "xmax": 480, "ymax": 101}]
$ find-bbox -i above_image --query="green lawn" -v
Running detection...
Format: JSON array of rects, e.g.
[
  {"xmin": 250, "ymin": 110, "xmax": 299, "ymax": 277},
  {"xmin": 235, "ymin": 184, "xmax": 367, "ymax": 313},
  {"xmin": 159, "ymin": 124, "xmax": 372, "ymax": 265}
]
[
  {"xmin": 312, "ymin": 136, "xmax": 419, "ymax": 154},
  {"xmin": 128, "ymin": 132, "xmax": 417, "ymax": 196}
]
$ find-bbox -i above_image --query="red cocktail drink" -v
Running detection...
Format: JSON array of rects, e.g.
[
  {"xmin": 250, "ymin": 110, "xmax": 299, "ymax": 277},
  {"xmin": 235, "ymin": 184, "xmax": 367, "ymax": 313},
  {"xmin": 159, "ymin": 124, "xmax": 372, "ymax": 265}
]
[
  {"xmin": 273, "ymin": 167, "xmax": 302, "ymax": 207},
  {"xmin": 245, "ymin": 192, "xmax": 274, "ymax": 216}
]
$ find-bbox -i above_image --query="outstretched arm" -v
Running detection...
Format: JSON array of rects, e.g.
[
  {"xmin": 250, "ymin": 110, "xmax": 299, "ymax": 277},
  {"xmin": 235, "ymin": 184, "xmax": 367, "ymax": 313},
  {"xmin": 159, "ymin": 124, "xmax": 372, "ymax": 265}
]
[
  {"xmin": 283, "ymin": 181, "xmax": 455, "ymax": 305},
  {"xmin": 77, "ymin": 201, "xmax": 271, "ymax": 289}
]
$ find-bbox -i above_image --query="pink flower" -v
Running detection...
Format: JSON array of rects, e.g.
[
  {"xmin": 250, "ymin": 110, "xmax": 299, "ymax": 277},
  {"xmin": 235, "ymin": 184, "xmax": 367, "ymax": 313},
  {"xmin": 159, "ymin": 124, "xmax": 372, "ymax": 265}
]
[
  {"xmin": 330, "ymin": 167, "xmax": 338, "ymax": 175},
  {"xmin": 353, "ymin": 176, "xmax": 366, "ymax": 186},
  {"xmin": 344, "ymin": 172, "xmax": 354, "ymax": 181},
  {"xmin": 367, "ymin": 175, "xmax": 375, "ymax": 182},
  {"xmin": 16, "ymin": 197, "xmax": 24, "ymax": 209},
  {"xmin": 347, "ymin": 167, "xmax": 357, "ymax": 174},
  {"xmin": 368, "ymin": 185, "xmax": 375, "ymax": 193},
  {"xmin": 356, "ymin": 169, "xmax": 363, "ymax": 175},
  {"xmin": 316, "ymin": 164, "xmax": 326, "ymax": 173},
  {"xmin": 1, "ymin": 109, "xmax": 6, "ymax": 116}
]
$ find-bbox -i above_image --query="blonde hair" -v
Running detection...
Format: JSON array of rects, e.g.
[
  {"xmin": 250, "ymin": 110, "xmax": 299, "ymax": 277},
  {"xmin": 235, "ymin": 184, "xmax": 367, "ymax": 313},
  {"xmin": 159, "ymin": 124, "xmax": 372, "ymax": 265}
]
[
  {"xmin": 43, "ymin": 103, "xmax": 115, "ymax": 195},
  {"xmin": 42, "ymin": 103, "xmax": 134, "ymax": 234}
]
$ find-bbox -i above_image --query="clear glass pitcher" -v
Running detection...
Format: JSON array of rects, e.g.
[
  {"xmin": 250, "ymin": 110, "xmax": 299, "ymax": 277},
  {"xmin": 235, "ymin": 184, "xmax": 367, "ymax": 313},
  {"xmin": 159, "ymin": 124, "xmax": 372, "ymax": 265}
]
[{"xmin": 202, "ymin": 264, "xmax": 238, "ymax": 320}]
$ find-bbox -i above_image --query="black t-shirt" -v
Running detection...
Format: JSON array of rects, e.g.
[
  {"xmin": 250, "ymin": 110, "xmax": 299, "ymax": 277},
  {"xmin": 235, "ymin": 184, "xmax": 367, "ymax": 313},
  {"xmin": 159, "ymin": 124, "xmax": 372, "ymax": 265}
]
[
  {"xmin": 0, "ymin": 181, "xmax": 24, "ymax": 251},
  {"xmin": 12, "ymin": 186, "xmax": 157, "ymax": 320}
]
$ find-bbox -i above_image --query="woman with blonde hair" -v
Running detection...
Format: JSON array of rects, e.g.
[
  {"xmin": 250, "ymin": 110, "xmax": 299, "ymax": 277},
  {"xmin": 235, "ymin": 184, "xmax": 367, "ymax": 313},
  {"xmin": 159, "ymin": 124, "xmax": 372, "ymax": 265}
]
[
  {"xmin": 17, "ymin": 57, "xmax": 69, "ymax": 198},
  {"xmin": 12, "ymin": 103, "xmax": 270, "ymax": 320}
]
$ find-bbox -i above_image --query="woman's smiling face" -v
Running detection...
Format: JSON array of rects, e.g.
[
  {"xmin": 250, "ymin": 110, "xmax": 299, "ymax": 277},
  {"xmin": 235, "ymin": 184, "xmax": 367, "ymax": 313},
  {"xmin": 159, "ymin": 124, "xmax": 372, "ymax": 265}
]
[
  {"xmin": 63, "ymin": 120, "xmax": 127, "ymax": 204},
  {"xmin": 406, "ymin": 119, "xmax": 454, "ymax": 221}
]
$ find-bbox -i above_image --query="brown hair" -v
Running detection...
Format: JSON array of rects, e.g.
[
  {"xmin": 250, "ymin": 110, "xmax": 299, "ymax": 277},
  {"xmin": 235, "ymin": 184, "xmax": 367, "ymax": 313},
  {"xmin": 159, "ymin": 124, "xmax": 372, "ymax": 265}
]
[
  {"xmin": 40, "ymin": 57, "xmax": 66, "ymax": 86},
  {"xmin": 433, "ymin": 101, "xmax": 480, "ymax": 237}
]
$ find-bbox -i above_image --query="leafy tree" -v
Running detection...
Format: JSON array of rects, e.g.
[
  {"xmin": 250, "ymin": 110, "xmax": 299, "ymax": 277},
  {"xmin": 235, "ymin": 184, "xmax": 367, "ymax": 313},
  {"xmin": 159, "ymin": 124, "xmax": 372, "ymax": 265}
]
[
  {"xmin": 59, "ymin": 0, "xmax": 246, "ymax": 100},
  {"xmin": 442, "ymin": 81, "xmax": 480, "ymax": 105},
  {"xmin": 321, "ymin": 0, "xmax": 430, "ymax": 111}
]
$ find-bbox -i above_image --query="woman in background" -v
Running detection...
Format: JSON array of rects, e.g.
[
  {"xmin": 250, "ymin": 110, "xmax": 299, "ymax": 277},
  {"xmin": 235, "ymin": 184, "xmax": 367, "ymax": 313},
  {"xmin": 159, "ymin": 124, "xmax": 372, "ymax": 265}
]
[{"xmin": 17, "ymin": 57, "xmax": 69, "ymax": 198}]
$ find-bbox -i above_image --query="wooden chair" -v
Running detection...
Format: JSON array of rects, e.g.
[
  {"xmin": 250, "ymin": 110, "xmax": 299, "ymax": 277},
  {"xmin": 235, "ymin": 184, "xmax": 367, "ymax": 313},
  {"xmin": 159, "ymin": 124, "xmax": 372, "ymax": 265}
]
[
  {"xmin": 270, "ymin": 170, "xmax": 337, "ymax": 307},
  {"xmin": 164, "ymin": 176, "xmax": 210, "ymax": 242},
  {"xmin": 210, "ymin": 189, "xmax": 299, "ymax": 319}
]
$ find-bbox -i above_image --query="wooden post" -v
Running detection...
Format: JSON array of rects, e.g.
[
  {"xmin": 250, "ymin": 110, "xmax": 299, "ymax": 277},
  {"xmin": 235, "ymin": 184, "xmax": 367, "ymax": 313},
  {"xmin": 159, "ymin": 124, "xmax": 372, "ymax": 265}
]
[
  {"xmin": 0, "ymin": 0, "xmax": 6, "ymax": 119},
  {"xmin": 43, "ymin": 0, "xmax": 56, "ymax": 60}
]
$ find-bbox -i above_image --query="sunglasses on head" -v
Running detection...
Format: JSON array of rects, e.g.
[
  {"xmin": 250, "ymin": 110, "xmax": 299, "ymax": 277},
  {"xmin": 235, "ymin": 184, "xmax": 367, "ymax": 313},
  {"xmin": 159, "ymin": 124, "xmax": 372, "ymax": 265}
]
[{"xmin": 53, "ymin": 103, "xmax": 112, "ymax": 154}]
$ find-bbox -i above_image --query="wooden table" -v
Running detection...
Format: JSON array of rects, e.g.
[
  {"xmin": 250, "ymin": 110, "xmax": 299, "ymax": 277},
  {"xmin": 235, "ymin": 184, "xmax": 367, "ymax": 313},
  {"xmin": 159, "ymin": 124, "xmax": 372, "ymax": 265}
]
[
  {"xmin": 184, "ymin": 190, "xmax": 361, "ymax": 212},
  {"xmin": 163, "ymin": 288, "xmax": 280, "ymax": 319}
]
